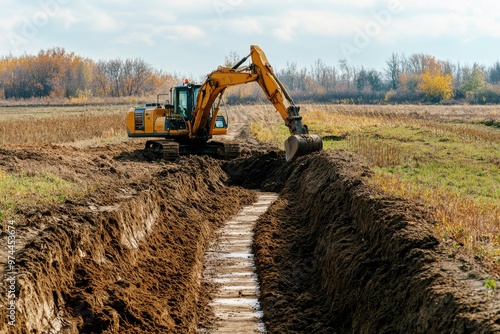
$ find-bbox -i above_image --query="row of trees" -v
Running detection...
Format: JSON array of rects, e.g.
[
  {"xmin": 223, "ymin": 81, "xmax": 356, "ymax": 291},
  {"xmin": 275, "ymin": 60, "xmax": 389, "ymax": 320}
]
[
  {"xmin": 270, "ymin": 53, "xmax": 500, "ymax": 104},
  {"xmin": 0, "ymin": 47, "xmax": 178, "ymax": 100},
  {"xmin": 1, "ymin": 47, "xmax": 500, "ymax": 104}
]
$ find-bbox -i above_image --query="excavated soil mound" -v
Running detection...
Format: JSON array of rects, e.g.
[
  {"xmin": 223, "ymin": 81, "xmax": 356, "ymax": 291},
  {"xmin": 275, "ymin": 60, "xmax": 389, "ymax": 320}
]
[
  {"xmin": 225, "ymin": 150, "xmax": 500, "ymax": 333},
  {"xmin": 2, "ymin": 139, "xmax": 499, "ymax": 333},
  {"xmin": 0, "ymin": 143, "xmax": 254, "ymax": 333}
]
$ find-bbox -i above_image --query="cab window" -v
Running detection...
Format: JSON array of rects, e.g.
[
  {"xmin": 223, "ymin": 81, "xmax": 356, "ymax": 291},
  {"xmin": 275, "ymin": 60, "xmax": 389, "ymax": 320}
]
[
  {"xmin": 176, "ymin": 89, "xmax": 188, "ymax": 117},
  {"xmin": 174, "ymin": 86, "xmax": 200, "ymax": 120}
]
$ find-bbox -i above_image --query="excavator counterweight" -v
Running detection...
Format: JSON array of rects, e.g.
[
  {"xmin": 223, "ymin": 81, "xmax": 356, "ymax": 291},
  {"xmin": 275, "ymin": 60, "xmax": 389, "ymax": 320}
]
[{"xmin": 126, "ymin": 45, "xmax": 322, "ymax": 161}]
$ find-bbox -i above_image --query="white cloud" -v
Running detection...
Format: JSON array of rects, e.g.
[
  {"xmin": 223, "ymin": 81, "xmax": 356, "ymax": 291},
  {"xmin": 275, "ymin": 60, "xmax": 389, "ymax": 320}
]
[
  {"xmin": 85, "ymin": 9, "xmax": 120, "ymax": 32},
  {"xmin": 51, "ymin": 8, "xmax": 80, "ymax": 29},
  {"xmin": 214, "ymin": 9, "xmax": 370, "ymax": 43},
  {"xmin": 385, "ymin": 9, "xmax": 500, "ymax": 41},
  {"xmin": 217, "ymin": 17, "xmax": 263, "ymax": 35},
  {"xmin": 0, "ymin": 15, "xmax": 26, "ymax": 31},
  {"xmin": 273, "ymin": 24, "xmax": 296, "ymax": 42},
  {"xmin": 288, "ymin": 10, "xmax": 368, "ymax": 37},
  {"xmin": 115, "ymin": 32, "xmax": 155, "ymax": 46},
  {"xmin": 163, "ymin": 25, "xmax": 205, "ymax": 41}
]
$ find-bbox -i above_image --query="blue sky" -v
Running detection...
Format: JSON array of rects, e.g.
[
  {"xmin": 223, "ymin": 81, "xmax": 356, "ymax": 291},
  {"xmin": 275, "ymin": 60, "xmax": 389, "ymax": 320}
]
[{"xmin": 1, "ymin": 0, "xmax": 500, "ymax": 78}]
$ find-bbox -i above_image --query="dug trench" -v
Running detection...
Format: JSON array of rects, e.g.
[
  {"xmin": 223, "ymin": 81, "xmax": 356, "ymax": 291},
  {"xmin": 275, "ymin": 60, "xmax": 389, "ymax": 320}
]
[
  {"xmin": 1, "ymin": 142, "xmax": 499, "ymax": 333},
  {"xmin": 225, "ymin": 150, "xmax": 500, "ymax": 333}
]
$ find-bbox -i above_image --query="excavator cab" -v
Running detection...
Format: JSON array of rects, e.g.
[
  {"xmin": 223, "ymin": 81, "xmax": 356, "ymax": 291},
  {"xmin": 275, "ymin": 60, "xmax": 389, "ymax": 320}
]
[
  {"xmin": 172, "ymin": 83, "xmax": 228, "ymax": 136},
  {"xmin": 212, "ymin": 115, "xmax": 228, "ymax": 135},
  {"xmin": 172, "ymin": 83, "xmax": 200, "ymax": 120}
]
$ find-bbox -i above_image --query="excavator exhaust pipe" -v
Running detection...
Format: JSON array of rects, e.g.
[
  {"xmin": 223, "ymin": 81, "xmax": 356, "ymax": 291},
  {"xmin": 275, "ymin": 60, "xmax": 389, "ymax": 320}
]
[{"xmin": 285, "ymin": 134, "xmax": 323, "ymax": 161}]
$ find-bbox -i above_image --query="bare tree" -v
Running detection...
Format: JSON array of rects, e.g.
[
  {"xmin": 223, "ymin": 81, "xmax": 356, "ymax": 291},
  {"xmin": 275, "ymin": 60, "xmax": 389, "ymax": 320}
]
[
  {"xmin": 93, "ymin": 60, "xmax": 111, "ymax": 97},
  {"xmin": 278, "ymin": 62, "xmax": 301, "ymax": 92},
  {"xmin": 224, "ymin": 51, "xmax": 241, "ymax": 68},
  {"xmin": 339, "ymin": 59, "xmax": 356, "ymax": 92},
  {"xmin": 311, "ymin": 59, "xmax": 338, "ymax": 92},
  {"xmin": 385, "ymin": 53, "xmax": 401, "ymax": 90},
  {"xmin": 104, "ymin": 59, "xmax": 124, "ymax": 97}
]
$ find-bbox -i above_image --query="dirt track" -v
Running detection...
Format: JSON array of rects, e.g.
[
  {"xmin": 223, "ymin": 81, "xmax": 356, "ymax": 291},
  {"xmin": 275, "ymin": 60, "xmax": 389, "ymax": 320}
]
[
  {"xmin": 202, "ymin": 192, "xmax": 277, "ymax": 333},
  {"xmin": 1, "ymin": 106, "xmax": 499, "ymax": 333}
]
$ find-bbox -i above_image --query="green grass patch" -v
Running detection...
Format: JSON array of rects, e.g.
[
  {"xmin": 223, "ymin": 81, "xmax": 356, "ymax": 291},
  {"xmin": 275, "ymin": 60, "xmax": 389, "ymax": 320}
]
[
  {"xmin": 0, "ymin": 171, "xmax": 83, "ymax": 223},
  {"xmin": 318, "ymin": 121, "xmax": 500, "ymax": 201},
  {"xmin": 249, "ymin": 122, "xmax": 289, "ymax": 148}
]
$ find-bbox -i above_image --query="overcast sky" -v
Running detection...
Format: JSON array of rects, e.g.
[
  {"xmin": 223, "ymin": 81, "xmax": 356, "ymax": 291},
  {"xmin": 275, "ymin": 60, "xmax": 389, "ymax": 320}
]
[{"xmin": 1, "ymin": 0, "xmax": 500, "ymax": 78}]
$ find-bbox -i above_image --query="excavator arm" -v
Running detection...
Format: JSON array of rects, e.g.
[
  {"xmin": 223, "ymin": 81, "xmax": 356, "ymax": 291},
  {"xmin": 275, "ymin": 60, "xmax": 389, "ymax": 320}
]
[
  {"xmin": 250, "ymin": 45, "xmax": 308, "ymax": 136},
  {"xmin": 190, "ymin": 68, "xmax": 259, "ymax": 137},
  {"xmin": 190, "ymin": 45, "xmax": 322, "ymax": 160}
]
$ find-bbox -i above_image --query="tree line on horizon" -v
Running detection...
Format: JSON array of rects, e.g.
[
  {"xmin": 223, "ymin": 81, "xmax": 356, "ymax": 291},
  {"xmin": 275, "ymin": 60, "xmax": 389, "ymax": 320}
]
[
  {"xmin": 224, "ymin": 52, "xmax": 500, "ymax": 104},
  {"xmin": 0, "ymin": 47, "xmax": 178, "ymax": 101},
  {"xmin": 1, "ymin": 47, "xmax": 500, "ymax": 104}
]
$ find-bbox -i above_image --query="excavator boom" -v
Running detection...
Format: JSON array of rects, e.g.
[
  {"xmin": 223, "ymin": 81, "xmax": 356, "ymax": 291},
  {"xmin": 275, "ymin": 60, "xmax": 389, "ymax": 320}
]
[{"xmin": 190, "ymin": 45, "xmax": 322, "ymax": 160}]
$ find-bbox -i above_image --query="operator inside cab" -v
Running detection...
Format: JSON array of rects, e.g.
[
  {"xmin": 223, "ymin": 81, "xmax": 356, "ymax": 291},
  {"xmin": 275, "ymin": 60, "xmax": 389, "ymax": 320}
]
[
  {"xmin": 177, "ymin": 89, "xmax": 187, "ymax": 117},
  {"xmin": 173, "ymin": 78, "xmax": 200, "ymax": 121}
]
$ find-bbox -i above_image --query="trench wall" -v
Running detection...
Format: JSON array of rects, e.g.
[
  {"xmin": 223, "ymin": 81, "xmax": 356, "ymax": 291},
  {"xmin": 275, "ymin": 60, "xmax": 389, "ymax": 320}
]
[
  {"xmin": 226, "ymin": 151, "xmax": 500, "ymax": 333},
  {"xmin": 1, "ymin": 157, "xmax": 253, "ymax": 333}
]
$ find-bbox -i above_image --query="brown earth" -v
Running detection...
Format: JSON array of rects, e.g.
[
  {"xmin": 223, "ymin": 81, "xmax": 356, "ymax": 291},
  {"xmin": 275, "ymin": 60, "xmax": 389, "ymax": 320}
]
[
  {"xmin": 0, "ymin": 141, "xmax": 254, "ymax": 333},
  {"xmin": 225, "ymin": 150, "xmax": 500, "ymax": 333},
  {"xmin": 0, "ymin": 105, "xmax": 499, "ymax": 333}
]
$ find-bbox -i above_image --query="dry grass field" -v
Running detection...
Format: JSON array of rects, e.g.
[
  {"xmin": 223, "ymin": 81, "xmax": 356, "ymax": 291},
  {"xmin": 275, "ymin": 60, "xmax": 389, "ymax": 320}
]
[
  {"xmin": 250, "ymin": 104, "xmax": 500, "ymax": 275},
  {"xmin": 0, "ymin": 105, "xmax": 127, "ymax": 146}
]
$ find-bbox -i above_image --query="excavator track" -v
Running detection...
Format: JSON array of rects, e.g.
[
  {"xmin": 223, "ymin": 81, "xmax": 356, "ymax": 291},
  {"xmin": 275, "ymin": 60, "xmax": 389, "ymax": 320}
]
[
  {"xmin": 145, "ymin": 140, "xmax": 240, "ymax": 160},
  {"xmin": 145, "ymin": 140, "xmax": 180, "ymax": 161}
]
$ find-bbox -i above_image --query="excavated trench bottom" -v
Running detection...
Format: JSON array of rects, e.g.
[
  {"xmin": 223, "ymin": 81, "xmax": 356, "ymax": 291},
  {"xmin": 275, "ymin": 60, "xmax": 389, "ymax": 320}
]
[{"xmin": 201, "ymin": 192, "xmax": 278, "ymax": 333}]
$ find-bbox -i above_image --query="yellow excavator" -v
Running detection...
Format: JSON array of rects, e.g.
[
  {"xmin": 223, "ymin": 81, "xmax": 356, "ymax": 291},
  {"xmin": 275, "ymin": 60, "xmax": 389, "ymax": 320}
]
[{"xmin": 126, "ymin": 45, "xmax": 322, "ymax": 161}]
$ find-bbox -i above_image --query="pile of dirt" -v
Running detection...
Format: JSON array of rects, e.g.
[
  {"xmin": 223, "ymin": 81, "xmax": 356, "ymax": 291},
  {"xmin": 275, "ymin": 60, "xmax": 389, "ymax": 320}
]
[
  {"xmin": 0, "ymin": 143, "xmax": 254, "ymax": 333},
  {"xmin": 226, "ymin": 151, "xmax": 500, "ymax": 333},
  {"xmin": 0, "ymin": 142, "xmax": 158, "ymax": 203}
]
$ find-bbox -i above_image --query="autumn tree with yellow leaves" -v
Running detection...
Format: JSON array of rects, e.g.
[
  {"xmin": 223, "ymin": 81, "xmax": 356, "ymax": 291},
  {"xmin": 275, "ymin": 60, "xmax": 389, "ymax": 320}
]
[
  {"xmin": 418, "ymin": 69, "xmax": 454, "ymax": 102},
  {"xmin": 407, "ymin": 55, "xmax": 453, "ymax": 102}
]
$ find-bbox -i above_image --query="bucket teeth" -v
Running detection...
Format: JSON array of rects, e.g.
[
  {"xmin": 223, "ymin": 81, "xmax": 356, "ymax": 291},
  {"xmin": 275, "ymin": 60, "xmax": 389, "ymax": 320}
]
[{"xmin": 224, "ymin": 143, "xmax": 241, "ymax": 159}]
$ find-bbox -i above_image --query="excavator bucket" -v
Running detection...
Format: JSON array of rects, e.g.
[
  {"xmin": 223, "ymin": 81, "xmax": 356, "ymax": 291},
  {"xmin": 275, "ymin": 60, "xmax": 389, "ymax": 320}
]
[{"xmin": 285, "ymin": 134, "xmax": 323, "ymax": 161}]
